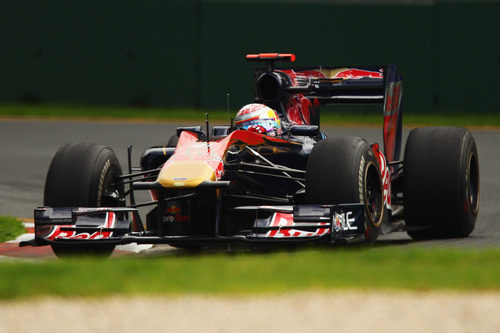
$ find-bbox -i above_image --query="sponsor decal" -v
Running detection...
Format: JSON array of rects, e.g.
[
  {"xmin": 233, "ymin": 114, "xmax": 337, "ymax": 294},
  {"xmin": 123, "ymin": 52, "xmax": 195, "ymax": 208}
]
[
  {"xmin": 333, "ymin": 211, "xmax": 358, "ymax": 231},
  {"xmin": 167, "ymin": 205, "xmax": 180, "ymax": 214},
  {"xmin": 265, "ymin": 212, "xmax": 329, "ymax": 238},
  {"xmin": 45, "ymin": 212, "xmax": 117, "ymax": 240},
  {"xmin": 334, "ymin": 68, "xmax": 383, "ymax": 80},
  {"xmin": 165, "ymin": 204, "xmax": 190, "ymax": 222}
]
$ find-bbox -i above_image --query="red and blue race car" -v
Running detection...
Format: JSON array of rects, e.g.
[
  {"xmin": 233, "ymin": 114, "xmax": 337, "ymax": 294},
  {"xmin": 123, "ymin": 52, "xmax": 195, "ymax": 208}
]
[{"xmin": 21, "ymin": 53, "xmax": 480, "ymax": 257}]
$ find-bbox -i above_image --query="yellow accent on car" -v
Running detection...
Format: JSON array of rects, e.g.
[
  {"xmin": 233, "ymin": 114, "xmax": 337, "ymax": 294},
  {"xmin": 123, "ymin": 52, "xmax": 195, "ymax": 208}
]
[{"xmin": 157, "ymin": 161, "xmax": 216, "ymax": 188}]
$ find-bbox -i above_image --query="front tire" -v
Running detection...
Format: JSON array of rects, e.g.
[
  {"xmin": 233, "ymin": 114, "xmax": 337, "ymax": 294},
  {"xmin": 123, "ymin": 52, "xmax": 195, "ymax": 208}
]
[
  {"xmin": 403, "ymin": 127, "xmax": 479, "ymax": 239},
  {"xmin": 306, "ymin": 137, "xmax": 384, "ymax": 242},
  {"xmin": 44, "ymin": 143, "xmax": 124, "ymax": 257}
]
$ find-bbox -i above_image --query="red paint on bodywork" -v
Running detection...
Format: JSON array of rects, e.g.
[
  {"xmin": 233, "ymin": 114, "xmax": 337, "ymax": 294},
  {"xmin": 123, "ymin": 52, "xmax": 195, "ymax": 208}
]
[
  {"xmin": 383, "ymin": 81, "xmax": 402, "ymax": 162},
  {"xmin": 246, "ymin": 53, "xmax": 296, "ymax": 62},
  {"xmin": 165, "ymin": 130, "xmax": 299, "ymax": 180},
  {"xmin": 277, "ymin": 68, "xmax": 383, "ymax": 126},
  {"xmin": 372, "ymin": 143, "xmax": 391, "ymax": 210},
  {"xmin": 286, "ymin": 94, "xmax": 314, "ymax": 125},
  {"xmin": 335, "ymin": 69, "xmax": 383, "ymax": 79}
]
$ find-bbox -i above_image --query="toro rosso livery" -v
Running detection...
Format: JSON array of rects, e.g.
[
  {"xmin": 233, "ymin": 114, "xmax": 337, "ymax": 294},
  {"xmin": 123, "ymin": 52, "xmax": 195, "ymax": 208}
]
[{"xmin": 21, "ymin": 53, "xmax": 480, "ymax": 257}]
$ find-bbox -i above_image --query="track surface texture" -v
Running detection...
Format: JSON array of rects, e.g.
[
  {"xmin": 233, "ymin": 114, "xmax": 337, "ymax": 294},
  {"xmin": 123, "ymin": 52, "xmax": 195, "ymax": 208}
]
[
  {"xmin": 2, "ymin": 292, "xmax": 500, "ymax": 333},
  {"xmin": 1, "ymin": 119, "xmax": 499, "ymax": 250}
]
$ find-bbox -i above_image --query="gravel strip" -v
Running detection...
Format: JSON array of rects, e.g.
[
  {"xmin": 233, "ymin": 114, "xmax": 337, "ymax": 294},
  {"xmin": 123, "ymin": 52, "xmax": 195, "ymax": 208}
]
[{"xmin": 1, "ymin": 291, "xmax": 499, "ymax": 333}]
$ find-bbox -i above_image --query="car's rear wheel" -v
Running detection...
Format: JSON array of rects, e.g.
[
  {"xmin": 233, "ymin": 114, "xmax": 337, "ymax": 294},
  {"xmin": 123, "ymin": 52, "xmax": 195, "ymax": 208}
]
[
  {"xmin": 403, "ymin": 127, "xmax": 479, "ymax": 239},
  {"xmin": 44, "ymin": 143, "xmax": 124, "ymax": 258},
  {"xmin": 306, "ymin": 137, "xmax": 384, "ymax": 242}
]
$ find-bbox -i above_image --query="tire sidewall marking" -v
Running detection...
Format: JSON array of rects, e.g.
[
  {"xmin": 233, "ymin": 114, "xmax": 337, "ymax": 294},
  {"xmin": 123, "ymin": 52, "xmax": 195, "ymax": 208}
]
[
  {"xmin": 358, "ymin": 155, "xmax": 365, "ymax": 204},
  {"xmin": 97, "ymin": 159, "xmax": 111, "ymax": 206}
]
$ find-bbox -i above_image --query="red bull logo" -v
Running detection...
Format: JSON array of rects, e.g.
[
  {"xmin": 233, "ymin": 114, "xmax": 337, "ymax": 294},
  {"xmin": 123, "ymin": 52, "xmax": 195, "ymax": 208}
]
[{"xmin": 334, "ymin": 69, "xmax": 383, "ymax": 79}]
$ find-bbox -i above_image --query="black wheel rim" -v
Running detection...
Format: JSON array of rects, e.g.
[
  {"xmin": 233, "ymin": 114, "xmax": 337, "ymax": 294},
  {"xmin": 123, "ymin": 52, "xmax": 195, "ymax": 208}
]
[
  {"xmin": 467, "ymin": 152, "xmax": 480, "ymax": 215},
  {"xmin": 364, "ymin": 162, "xmax": 384, "ymax": 227},
  {"xmin": 100, "ymin": 165, "xmax": 124, "ymax": 207}
]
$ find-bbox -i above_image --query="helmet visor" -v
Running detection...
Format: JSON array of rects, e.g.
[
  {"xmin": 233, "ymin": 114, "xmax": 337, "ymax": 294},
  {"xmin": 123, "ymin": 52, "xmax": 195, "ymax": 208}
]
[{"xmin": 238, "ymin": 118, "xmax": 280, "ymax": 133}]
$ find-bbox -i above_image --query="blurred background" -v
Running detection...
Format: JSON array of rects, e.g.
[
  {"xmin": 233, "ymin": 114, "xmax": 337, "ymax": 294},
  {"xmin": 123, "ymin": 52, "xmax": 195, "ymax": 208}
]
[{"xmin": 1, "ymin": 0, "xmax": 498, "ymax": 114}]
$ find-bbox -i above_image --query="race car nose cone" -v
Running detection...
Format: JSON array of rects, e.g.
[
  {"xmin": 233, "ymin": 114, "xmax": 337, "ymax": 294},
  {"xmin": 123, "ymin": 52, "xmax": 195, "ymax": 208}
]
[{"xmin": 157, "ymin": 161, "xmax": 216, "ymax": 188}]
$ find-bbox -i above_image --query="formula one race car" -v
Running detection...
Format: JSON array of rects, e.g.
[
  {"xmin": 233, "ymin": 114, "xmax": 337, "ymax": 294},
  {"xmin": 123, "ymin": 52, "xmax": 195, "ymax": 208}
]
[{"xmin": 21, "ymin": 53, "xmax": 480, "ymax": 257}]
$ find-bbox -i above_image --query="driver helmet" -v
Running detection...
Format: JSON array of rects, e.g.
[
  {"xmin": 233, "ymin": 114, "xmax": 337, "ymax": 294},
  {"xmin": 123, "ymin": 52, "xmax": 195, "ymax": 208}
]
[{"xmin": 235, "ymin": 103, "xmax": 282, "ymax": 136}]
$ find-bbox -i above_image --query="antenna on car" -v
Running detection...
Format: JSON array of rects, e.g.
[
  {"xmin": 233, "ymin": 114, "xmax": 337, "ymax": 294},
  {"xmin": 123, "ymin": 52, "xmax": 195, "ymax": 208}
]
[
  {"xmin": 226, "ymin": 92, "xmax": 230, "ymax": 125},
  {"xmin": 205, "ymin": 112, "xmax": 210, "ymax": 142}
]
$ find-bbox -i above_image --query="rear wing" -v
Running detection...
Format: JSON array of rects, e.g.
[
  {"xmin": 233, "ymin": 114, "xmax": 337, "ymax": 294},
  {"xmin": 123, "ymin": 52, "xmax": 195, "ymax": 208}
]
[{"xmin": 246, "ymin": 53, "xmax": 403, "ymax": 162}]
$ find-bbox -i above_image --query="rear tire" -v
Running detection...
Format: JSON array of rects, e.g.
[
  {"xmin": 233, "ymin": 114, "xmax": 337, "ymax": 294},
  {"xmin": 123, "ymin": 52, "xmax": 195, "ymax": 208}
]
[
  {"xmin": 403, "ymin": 127, "xmax": 479, "ymax": 239},
  {"xmin": 44, "ymin": 143, "xmax": 124, "ymax": 257},
  {"xmin": 306, "ymin": 137, "xmax": 384, "ymax": 242}
]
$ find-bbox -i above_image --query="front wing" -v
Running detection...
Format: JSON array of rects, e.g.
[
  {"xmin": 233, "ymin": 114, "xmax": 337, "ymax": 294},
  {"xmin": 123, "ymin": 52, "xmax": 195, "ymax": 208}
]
[{"xmin": 21, "ymin": 204, "xmax": 365, "ymax": 248}]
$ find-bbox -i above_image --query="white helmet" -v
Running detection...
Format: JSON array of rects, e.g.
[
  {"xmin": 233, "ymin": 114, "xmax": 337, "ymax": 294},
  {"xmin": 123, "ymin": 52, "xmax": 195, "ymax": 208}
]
[{"xmin": 235, "ymin": 103, "xmax": 282, "ymax": 136}]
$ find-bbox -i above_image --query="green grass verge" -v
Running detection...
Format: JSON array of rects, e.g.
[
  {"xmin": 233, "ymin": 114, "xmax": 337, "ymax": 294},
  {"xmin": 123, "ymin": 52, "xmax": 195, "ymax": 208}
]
[
  {"xmin": 1, "ymin": 246, "xmax": 499, "ymax": 299},
  {"xmin": 0, "ymin": 103, "xmax": 214, "ymax": 121},
  {"xmin": 0, "ymin": 216, "xmax": 26, "ymax": 243},
  {"xmin": 1, "ymin": 103, "xmax": 499, "ymax": 127}
]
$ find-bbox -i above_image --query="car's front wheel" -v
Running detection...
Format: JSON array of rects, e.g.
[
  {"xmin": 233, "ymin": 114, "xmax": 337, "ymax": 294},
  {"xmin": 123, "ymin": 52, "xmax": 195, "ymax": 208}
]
[
  {"xmin": 44, "ymin": 143, "xmax": 124, "ymax": 258},
  {"xmin": 305, "ymin": 137, "xmax": 384, "ymax": 242}
]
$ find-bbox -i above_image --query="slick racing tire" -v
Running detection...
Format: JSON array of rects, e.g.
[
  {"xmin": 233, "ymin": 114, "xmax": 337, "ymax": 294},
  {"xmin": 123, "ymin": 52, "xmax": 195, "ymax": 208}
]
[
  {"xmin": 306, "ymin": 137, "xmax": 384, "ymax": 243},
  {"xmin": 403, "ymin": 127, "xmax": 479, "ymax": 239},
  {"xmin": 44, "ymin": 143, "xmax": 124, "ymax": 258}
]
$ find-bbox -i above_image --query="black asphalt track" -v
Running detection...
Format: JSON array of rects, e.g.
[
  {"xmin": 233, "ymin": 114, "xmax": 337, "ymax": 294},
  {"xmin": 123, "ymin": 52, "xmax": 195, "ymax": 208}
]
[{"xmin": 1, "ymin": 119, "xmax": 498, "ymax": 247}]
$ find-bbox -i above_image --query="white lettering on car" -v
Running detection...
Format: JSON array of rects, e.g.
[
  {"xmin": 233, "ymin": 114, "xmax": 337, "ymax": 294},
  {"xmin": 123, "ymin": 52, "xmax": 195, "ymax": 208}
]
[{"xmin": 334, "ymin": 211, "xmax": 357, "ymax": 231}]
